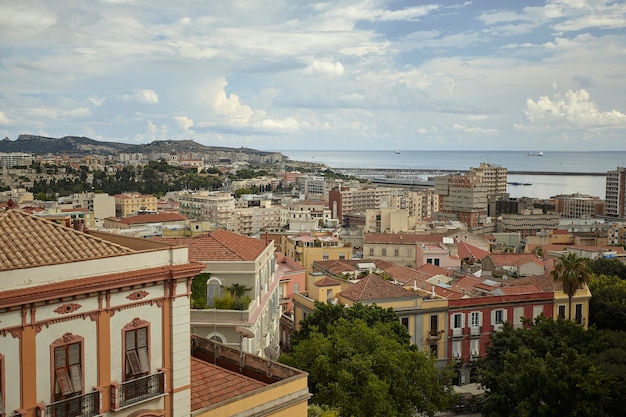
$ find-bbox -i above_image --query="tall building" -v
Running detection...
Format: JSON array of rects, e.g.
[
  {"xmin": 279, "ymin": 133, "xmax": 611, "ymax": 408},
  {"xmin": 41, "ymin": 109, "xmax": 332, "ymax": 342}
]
[
  {"xmin": 435, "ymin": 174, "xmax": 490, "ymax": 228},
  {"xmin": 605, "ymin": 167, "xmax": 626, "ymax": 218},
  {"xmin": 328, "ymin": 185, "xmax": 403, "ymax": 225},
  {"xmin": 470, "ymin": 163, "xmax": 508, "ymax": 194},
  {"xmin": 178, "ymin": 191, "xmax": 235, "ymax": 225},
  {"xmin": 114, "ymin": 193, "xmax": 158, "ymax": 217},
  {"xmin": 0, "ymin": 208, "xmax": 205, "ymax": 417},
  {"xmin": 552, "ymin": 193, "xmax": 605, "ymax": 218}
]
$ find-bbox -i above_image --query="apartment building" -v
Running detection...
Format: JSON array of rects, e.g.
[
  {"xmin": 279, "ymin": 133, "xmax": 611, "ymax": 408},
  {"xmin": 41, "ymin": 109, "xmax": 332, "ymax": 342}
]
[
  {"xmin": 363, "ymin": 232, "xmax": 445, "ymax": 268},
  {"xmin": 605, "ymin": 166, "xmax": 626, "ymax": 218},
  {"xmin": 0, "ymin": 208, "xmax": 205, "ymax": 417},
  {"xmin": 328, "ymin": 185, "xmax": 402, "ymax": 225},
  {"xmin": 0, "ymin": 152, "xmax": 33, "ymax": 168},
  {"xmin": 160, "ymin": 230, "xmax": 282, "ymax": 357},
  {"xmin": 72, "ymin": 192, "xmax": 116, "ymax": 221},
  {"xmin": 178, "ymin": 191, "xmax": 235, "ymax": 226},
  {"xmin": 499, "ymin": 210, "xmax": 560, "ymax": 238},
  {"xmin": 434, "ymin": 174, "xmax": 490, "ymax": 228},
  {"xmin": 114, "ymin": 193, "xmax": 158, "ymax": 217},
  {"xmin": 470, "ymin": 163, "xmax": 508, "ymax": 194},
  {"xmin": 295, "ymin": 175, "xmax": 327, "ymax": 200},
  {"xmin": 552, "ymin": 193, "xmax": 605, "ymax": 218},
  {"xmin": 282, "ymin": 232, "xmax": 351, "ymax": 279}
]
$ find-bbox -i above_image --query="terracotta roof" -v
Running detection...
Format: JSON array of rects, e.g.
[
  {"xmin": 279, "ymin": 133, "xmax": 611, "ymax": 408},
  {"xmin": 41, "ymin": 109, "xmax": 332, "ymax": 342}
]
[
  {"xmin": 457, "ymin": 242, "xmax": 490, "ymax": 261},
  {"xmin": 116, "ymin": 212, "xmax": 187, "ymax": 225},
  {"xmin": 0, "ymin": 209, "xmax": 134, "ymax": 271},
  {"xmin": 341, "ymin": 274, "xmax": 416, "ymax": 301},
  {"xmin": 156, "ymin": 229, "xmax": 270, "ymax": 262},
  {"xmin": 312, "ymin": 259, "xmax": 423, "ymax": 285},
  {"xmin": 191, "ymin": 357, "xmax": 266, "ymax": 411},
  {"xmin": 485, "ymin": 254, "xmax": 543, "ymax": 267},
  {"xmin": 363, "ymin": 233, "xmax": 444, "ymax": 244},
  {"xmin": 314, "ymin": 277, "xmax": 342, "ymax": 287}
]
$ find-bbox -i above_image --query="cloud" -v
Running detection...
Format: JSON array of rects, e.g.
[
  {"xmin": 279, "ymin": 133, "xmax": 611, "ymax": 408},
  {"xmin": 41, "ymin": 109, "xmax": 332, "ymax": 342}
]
[
  {"xmin": 88, "ymin": 95, "xmax": 106, "ymax": 106},
  {"xmin": 518, "ymin": 88, "xmax": 626, "ymax": 130},
  {"xmin": 451, "ymin": 123, "xmax": 498, "ymax": 135},
  {"xmin": 0, "ymin": 110, "xmax": 10, "ymax": 125},
  {"xmin": 119, "ymin": 89, "xmax": 159, "ymax": 104},
  {"xmin": 303, "ymin": 59, "xmax": 345, "ymax": 77},
  {"xmin": 174, "ymin": 116, "xmax": 194, "ymax": 132}
]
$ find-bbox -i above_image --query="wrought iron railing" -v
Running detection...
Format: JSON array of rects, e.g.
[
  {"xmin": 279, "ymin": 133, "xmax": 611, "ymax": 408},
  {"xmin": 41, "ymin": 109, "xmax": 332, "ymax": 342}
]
[
  {"xmin": 41, "ymin": 391, "xmax": 99, "ymax": 417},
  {"xmin": 111, "ymin": 371, "xmax": 164, "ymax": 410}
]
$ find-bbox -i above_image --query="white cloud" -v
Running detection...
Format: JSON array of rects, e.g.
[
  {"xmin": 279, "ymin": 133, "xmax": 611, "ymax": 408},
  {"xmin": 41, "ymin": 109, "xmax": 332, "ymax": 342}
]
[
  {"xmin": 0, "ymin": 110, "xmax": 10, "ymax": 125},
  {"xmin": 88, "ymin": 95, "xmax": 106, "ymax": 106},
  {"xmin": 519, "ymin": 88, "xmax": 626, "ymax": 129},
  {"xmin": 119, "ymin": 89, "xmax": 159, "ymax": 104},
  {"xmin": 451, "ymin": 123, "xmax": 498, "ymax": 135},
  {"xmin": 174, "ymin": 116, "xmax": 194, "ymax": 132},
  {"xmin": 304, "ymin": 59, "xmax": 345, "ymax": 77}
]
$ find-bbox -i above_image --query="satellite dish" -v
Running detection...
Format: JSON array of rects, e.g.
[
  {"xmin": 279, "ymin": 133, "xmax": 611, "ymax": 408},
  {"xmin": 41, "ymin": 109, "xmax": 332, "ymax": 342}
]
[
  {"xmin": 235, "ymin": 326, "xmax": 254, "ymax": 338},
  {"xmin": 264, "ymin": 346, "xmax": 278, "ymax": 361}
]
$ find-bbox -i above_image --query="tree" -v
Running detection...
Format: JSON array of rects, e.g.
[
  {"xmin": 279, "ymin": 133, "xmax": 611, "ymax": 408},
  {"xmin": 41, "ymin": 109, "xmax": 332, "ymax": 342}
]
[
  {"xmin": 588, "ymin": 274, "xmax": 626, "ymax": 331},
  {"xmin": 550, "ymin": 253, "xmax": 592, "ymax": 320},
  {"xmin": 589, "ymin": 257, "xmax": 626, "ymax": 280},
  {"xmin": 477, "ymin": 317, "xmax": 615, "ymax": 417},
  {"xmin": 281, "ymin": 304, "xmax": 454, "ymax": 417}
]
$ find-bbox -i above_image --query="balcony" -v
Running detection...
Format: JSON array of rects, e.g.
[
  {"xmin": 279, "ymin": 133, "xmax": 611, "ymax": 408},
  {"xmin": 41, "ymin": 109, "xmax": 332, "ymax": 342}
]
[
  {"xmin": 111, "ymin": 371, "xmax": 165, "ymax": 410},
  {"xmin": 41, "ymin": 390, "xmax": 100, "ymax": 417},
  {"xmin": 469, "ymin": 326, "xmax": 482, "ymax": 338},
  {"xmin": 452, "ymin": 327, "xmax": 463, "ymax": 338},
  {"xmin": 427, "ymin": 329, "xmax": 442, "ymax": 341},
  {"xmin": 492, "ymin": 323, "xmax": 504, "ymax": 332}
]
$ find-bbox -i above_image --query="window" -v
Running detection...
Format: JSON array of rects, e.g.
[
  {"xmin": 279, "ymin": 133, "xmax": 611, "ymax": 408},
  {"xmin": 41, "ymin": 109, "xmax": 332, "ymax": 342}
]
[
  {"xmin": 401, "ymin": 317, "xmax": 409, "ymax": 330},
  {"xmin": 426, "ymin": 258, "xmax": 433, "ymax": 264},
  {"xmin": 293, "ymin": 283, "xmax": 300, "ymax": 293},
  {"xmin": 206, "ymin": 277, "xmax": 222, "ymax": 307},
  {"xmin": 326, "ymin": 289, "xmax": 333, "ymax": 303},
  {"xmin": 430, "ymin": 315, "xmax": 438, "ymax": 334},
  {"xmin": 434, "ymin": 259, "xmax": 440, "ymax": 266},
  {"xmin": 452, "ymin": 341, "xmax": 462, "ymax": 358},
  {"xmin": 492, "ymin": 309, "xmax": 507, "ymax": 331},
  {"xmin": 52, "ymin": 338, "xmax": 83, "ymax": 401},
  {"xmin": 494, "ymin": 310, "xmax": 504, "ymax": 324},
  {"xmin": 124, "ymin": 323, "xmax": 150, "ymax": 380},
  {"xmin": 533, "ymin": 305, "xmax": 544, "ymax": 319},
  {"xmin": 429, "ymin": 344, "xmax": 438, "ymax": 358},
  {"xmin": 382, "ymin": 248, "xmax": 387, "ymax": 256},
  {"xmin": 452, "ymin": 313, "xmax": 464, "ymax": 328},
  {"xmin": 575, "ymin": 303, "xmax": 583, "ymax": 324},
  {"xmin": 394, "ymin": 249, "xmax": 399, "ymax": 257},
  {"xmin": 470, "ymin": 339, "xmax": 479, "ymax": 357},
  {"xmin": 470, "ymin": 312, "xmax": 482, "ymax": 328},
  {"xmin": 369, "ymin": 248, "xmax": 374, "ymax": 256},
  {"xmin": 558, "ymin": 305, "xmax": 566, "ymax": 319}
]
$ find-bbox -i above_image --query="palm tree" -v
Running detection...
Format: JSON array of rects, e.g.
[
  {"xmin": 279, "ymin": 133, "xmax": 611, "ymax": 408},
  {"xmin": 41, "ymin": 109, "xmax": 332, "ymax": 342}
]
[{"xmin": 550, "ymin": 253, "xmax": 592, "ymax": 320}]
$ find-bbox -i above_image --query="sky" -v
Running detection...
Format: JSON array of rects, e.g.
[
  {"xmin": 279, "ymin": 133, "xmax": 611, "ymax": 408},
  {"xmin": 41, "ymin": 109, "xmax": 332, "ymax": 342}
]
[{"xmin": 1, "ymin": 0, "xmax": 626, "ymax": 151}]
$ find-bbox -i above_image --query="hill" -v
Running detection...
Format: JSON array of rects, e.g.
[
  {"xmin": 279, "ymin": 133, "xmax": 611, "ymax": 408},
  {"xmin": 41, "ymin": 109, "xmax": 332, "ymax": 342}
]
[{"xmin": 0, "ymin": 135, "xmax": 278, "ymax": 157}]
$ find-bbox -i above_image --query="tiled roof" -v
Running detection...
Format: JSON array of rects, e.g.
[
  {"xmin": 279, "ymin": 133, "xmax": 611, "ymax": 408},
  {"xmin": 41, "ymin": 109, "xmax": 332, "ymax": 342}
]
[
  {"xmin": 341, "ymin": 274, "xmax": 416, "ymax": 301},
  {"xmin": 0, "ymin": 209, "xmax": 133, "ymax": 271},
  {"xmin": 457, "ymin": 242, "xmax": 490, "ymax": 261},
  {"xmin": 363, "ymin": 233, "xmax": 444, "ymax": 244},
  {"xmin": 312, "ymin": 259, "xmax": 423, "ymax": 285},
  {"xmin": 486, "ymin": 254, "xmax": 543, "ymax": 267},
  {"xmin": 314, "ymin": 277, "xmax": 342, "ymax": 287},
  {"xmin": 116, "ymin": 212, "xmax": 187, "ymax": 225},
  {"xmin": 156, "ymin": 229, "xmax": 270, "ymax": 262},
  {"xmin": 190, "ymin": 357, "xmax": 266, "ymax": 411}
]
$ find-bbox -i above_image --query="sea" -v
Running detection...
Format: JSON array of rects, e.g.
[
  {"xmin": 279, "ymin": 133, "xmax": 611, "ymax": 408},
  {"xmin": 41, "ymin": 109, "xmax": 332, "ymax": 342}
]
[{"xmin": 279, "ymin": 150, "xmax": 626, "ymax": 200}]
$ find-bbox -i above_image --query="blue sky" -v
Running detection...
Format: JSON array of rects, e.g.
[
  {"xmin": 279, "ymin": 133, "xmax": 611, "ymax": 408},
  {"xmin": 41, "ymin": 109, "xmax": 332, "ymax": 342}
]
[{"xmin": 1, "ymin": 0, "xmax": 626, "ymax": 151}]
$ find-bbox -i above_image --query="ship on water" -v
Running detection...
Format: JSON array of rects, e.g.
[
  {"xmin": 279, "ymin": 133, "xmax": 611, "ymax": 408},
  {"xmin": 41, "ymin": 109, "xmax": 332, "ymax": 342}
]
[{"xmin": 527, "ymin": 151, "xmax": 543, "ymax": 156}]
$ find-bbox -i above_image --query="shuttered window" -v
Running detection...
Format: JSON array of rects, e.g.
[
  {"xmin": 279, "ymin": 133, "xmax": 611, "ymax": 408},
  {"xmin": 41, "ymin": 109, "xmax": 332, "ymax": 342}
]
[
  {"xmin": 125, "ymin": 327, "xmax": 150, "ymax": 379},
  {"xmin": 53, "ymin": 342, "xmax": 82, "ymax": 399}
]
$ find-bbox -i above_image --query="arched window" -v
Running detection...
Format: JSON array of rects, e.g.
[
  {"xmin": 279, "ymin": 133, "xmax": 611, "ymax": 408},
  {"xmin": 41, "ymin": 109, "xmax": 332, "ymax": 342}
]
[
  {"xmin": 207, "ymin": 277, "xmax": 222, "ymax": 307},
  {"xmin": 207, "ymin": 332, "xmax": 226, "ymax": 343}
]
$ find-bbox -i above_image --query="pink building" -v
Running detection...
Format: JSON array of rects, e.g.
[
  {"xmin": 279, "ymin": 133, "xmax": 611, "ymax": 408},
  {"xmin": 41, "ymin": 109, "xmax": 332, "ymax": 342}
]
[{"xmin": 415, "ymin": 242, "xmax": 461, "ymax": 268}]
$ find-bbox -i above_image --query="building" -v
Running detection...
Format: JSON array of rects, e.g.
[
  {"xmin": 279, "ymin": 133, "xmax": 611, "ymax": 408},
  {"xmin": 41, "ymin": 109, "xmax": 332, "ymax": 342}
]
[
  {"xmin": 499, "ymin": 210, "xmax": 560, "ymax": 237},
  {"xmin": 282, "ymin": 232, "xmax": 351, "ymax": 279},
  {"xmin": 362, "ymin": 232, "xmax": 445, "ymax": 268},
  {"xmin": 470, "ymin": 163, "xmax": 507, "ymax": 194},
  {"xmin": 605, "ymin": 166, "xmax": 626, "ymax": 219},
  {"xmin": 159, "ymin": 230, "xmax": 282, "ymax": 358},
  {"xmin": 0, "ymin": 152, "xmax": 33, "ymax": 168},
  {"xmin": 415, "ymin": 242, "xmax": 461, "ymax": 269},
  {"xmin": 0, "ymin": 208, "xmax": 205, "ymax": 417},
  {"xmin": 434, "ymin": 174, "xmax": 490, "ymax": 228},
  {"xmin": 114, "ymin": 193, "xmax": 158, "ymax": 217},
  {"xmin": 72, "ymin": 192, "xmax": 116, "ymax": 225},
  {"xmin": 178, "ymin": 191, "xmax": 235, "ymax": 226},
  {"xmin": 328, "ymin": 185, "xmax": 402, "ymax": 225},
  {"xmin": 103, "ymin": 212, "xmax": 188, "ymax": 236},
  {"xmin": 552, "ymin": 193, "xmax": 605, "ymax": 218}
]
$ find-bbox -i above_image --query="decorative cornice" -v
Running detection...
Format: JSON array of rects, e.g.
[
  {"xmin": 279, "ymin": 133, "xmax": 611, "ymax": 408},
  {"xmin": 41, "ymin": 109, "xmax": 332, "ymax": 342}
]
[
  {"xmin": 126, "ymin": 291, "xmax": 149, "ymax": 301},
  {"xmin": 52, "ymin": 332, "xmax": 82, "ymax": 345},
  {"xmin": 54, "ymin": 303, "xmax": 82, "ymax": 315},
  {"xmin": 123, "ymin": 317, "xmax": 149, "ymax": 330}
]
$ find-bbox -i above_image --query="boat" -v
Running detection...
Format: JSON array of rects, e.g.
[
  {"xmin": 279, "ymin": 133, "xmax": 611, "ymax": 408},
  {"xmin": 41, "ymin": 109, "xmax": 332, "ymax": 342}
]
[
  {"xmin": 527, "ymin": 151, "xmax": 543, "ymax": 156},
  {"xmin": 395, "ymin": 151, "xmax": 402, "ymax": 154}
]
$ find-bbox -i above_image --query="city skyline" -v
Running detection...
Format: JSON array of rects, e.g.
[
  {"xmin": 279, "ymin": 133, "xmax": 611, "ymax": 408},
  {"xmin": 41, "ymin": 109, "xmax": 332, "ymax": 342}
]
[{"xmin": 2, "ymin": 1, "xmax": 626, "ymax": 151}]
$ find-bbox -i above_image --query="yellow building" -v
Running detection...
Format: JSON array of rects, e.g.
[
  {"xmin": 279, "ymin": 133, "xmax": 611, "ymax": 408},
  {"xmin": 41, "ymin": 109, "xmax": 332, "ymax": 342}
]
[
  {"xmin": 282, "ymin": 233, "xmax": 351, "ymax": 283},
  {"xmin": 114, "ymin": 192, "xmax": 158, "ymax": 217},
  {"xmin": 553, "ymin": 282, "xmax": 592, "ymax": 329}
]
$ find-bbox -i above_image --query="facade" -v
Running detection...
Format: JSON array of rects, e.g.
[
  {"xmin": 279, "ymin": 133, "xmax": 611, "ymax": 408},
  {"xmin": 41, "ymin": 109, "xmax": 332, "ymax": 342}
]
[
  {"xmin": 415, "ymin": 242, "xmax": 461, "ymax": 269},
  {"xmin": 470, "ymin": 163, "xmax": 508, "ymax": 194},
  {"xmin": 0, "ymin": 208, "xmax": 205, "ymax": 417},
  {"xmin": 499, "ymin": 210, "xmax": 560, "ymax": 237},
  {"xmin": 178, "ymin": 191, "xmax": 235, "ymax": 226},
  {"xmin": 328, "ymin": 185, "xmax": 401, "ymax": 225},
  {"xmin": 295, "ymin": 175, "xmax": 327, "ymax": 201},
  {"xmin": 0, "ymin": 152, "xmax": 33, "ymax": 168},
  {"xmin": 160, "ymin": 230, "xmax": 282, "ymax": 358},
  {"xmin": 72, "ymin": 192, "xmax": 116, "ymax": 222},
  {"xmin": 605, "ymin": 166, "xmax": 626, "ymax": 218},
  {"xmin": 365, "ymin": 208, "xmax": 416, "ymax": 233},
  {"xmin": 103, "ymin": 212, "xmax": 188, "ymax": 233},
  {"xmin": 552, "ymin": 193, "xmax": 605, "ymax": 218},
  {"xmin": 282, "ymin": 232, "xmax": 351, "ymax": 279},
  {"xmin": 434, "ymin": 174, "xmax": 490, "ymax": 228},
  {"xmin": 362, "ymin": 232, "xmax": 445, "ymax": 268},
  {"xmin": 481, "ymin": 254, "xmax": 545, "ymax": 277},
  {"xmin": 114, "ymin": 193, "xmax": 158, "ymax": 217}
]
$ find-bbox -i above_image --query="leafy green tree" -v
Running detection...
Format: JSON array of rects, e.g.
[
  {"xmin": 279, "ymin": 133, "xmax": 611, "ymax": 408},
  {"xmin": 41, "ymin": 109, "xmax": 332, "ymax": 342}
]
[
  {"xmin": 282, "ymin": 304, "xmax": 454, "ymax": 417},
  {"xmin": 589, "ymin": 274, "xmax": 626, "ymax": 330},
  {"xmin": 589, "ymin": 258, "xmax": 626, "ymax": 280},
  {"xmin": 190, "ymin": 273, "xmax": 210, "ymax": 308},
  {"xmin": 308, "ymin": 404, "xmax": 340, "ymax": 417},
  {"xmin": 550, "ymin": 253, "xmax": 592, "ymax": 319},
  {"xmin": 478, "ymin": 317, "xmax": 616, "ymax": 417}
]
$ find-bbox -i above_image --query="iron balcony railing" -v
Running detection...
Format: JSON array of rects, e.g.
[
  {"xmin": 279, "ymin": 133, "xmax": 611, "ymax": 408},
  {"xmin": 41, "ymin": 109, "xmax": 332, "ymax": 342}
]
[
  {"xmin": 41, "ymin": 390, "xmax": 100, "ymax": 417},
  {"xmin": 111, "ymin": 371, "xmax": 165, "ymax": 410}
]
